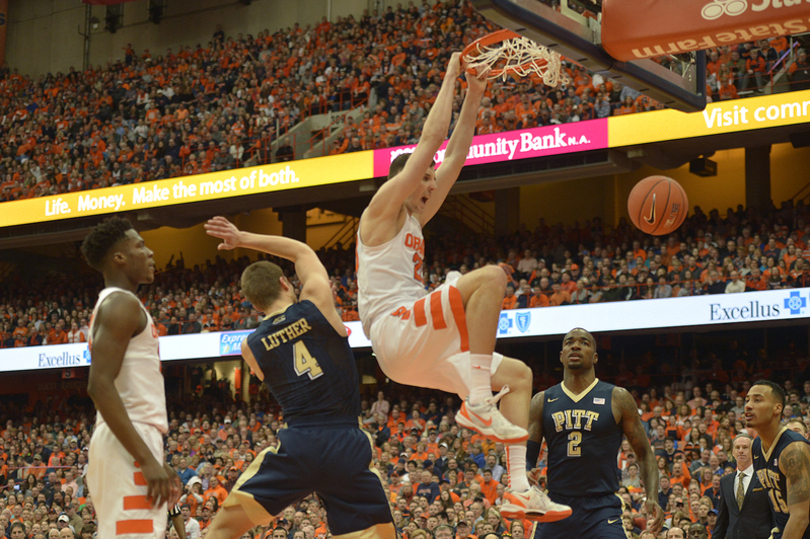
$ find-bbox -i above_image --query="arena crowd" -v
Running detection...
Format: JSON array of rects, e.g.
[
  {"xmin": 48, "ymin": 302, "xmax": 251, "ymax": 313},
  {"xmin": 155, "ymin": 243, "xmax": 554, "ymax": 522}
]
[
  {"xmin": 0, "ymin": 1, "xmax": 806, "ymax": 203},
  {"xmin": 0, "ymin": 349, "xmax": 807, "ymax": 539},
  {"xmin": 1, "ymin": 196, "xmax": 810, "ymax": 348}
]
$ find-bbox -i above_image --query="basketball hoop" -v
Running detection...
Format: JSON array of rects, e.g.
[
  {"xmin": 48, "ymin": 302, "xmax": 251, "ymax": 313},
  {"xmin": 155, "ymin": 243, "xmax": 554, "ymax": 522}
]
[{"xmin": 462, "ymin": 29, "xmax": 568, "ymax": 87}]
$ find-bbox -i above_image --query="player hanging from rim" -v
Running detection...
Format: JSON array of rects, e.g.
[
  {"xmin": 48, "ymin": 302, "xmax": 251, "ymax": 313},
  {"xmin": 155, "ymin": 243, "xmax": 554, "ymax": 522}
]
[
  {"xmin": 81, "ymin": 217, "xmax": 182, "ymax": 539},
  {"xmin": 745, "ymin": 380, "xmax": 810, "ymax": 539},
  {"xmin": 202, "ymin": 216, "xmax": 395, "ymax": 539},
  {"xmin": 356, "ymin": 52, "xmax": 570, "ymax": 521},
  {"xmin": 526, "ymin": 327, "xmax": 664, "ymax": 538}
]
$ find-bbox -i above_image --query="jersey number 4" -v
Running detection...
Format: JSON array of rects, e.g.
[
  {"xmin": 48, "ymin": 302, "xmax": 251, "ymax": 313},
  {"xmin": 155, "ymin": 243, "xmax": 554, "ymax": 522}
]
[{"xmin": 293, "ymin": 341, "xmax": 324, "ymax": 380}]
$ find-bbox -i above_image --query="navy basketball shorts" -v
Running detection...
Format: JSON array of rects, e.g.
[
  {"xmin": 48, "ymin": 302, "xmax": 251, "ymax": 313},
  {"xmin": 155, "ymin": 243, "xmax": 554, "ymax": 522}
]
[{"xmin": 223, "ymin": 416, "xmax": 394, "ymax": 536}]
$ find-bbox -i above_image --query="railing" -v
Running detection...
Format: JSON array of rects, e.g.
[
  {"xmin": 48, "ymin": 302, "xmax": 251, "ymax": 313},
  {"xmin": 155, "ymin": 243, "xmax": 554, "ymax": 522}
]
[
  {"xmin": 441, "ymin": 195, "xmax": 495, "ymax": 235},
  {"xmin": 499, "ymin": 272, "xmax": 808, "ymax": 307},
  {"xmin": 322, "ymin": 216, "xmax": 359, "ymax": 251}
]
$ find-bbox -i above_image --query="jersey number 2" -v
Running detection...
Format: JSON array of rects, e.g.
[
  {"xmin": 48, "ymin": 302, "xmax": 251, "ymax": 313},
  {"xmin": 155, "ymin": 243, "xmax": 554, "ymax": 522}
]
[
  {"xmin": 567, "ymin": 432, "xmax": 582, "ymax": 457},
  {"xmin": 413, "ymin": 252, "xmax": 423, "ymax": 283},
  {"xmin": 294, "ymin": 341, "xmax": 324, "ymax": 380}
]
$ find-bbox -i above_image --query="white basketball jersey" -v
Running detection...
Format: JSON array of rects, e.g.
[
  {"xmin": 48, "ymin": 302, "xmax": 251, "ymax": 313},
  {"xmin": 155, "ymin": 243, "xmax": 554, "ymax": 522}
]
[
  {"xmin": 89, "ymin": 287, "xmax": 168, "ymax": 433},
  {"xmin": 357, "ymin": 213, "xmax": 427, "ymax": 336}
]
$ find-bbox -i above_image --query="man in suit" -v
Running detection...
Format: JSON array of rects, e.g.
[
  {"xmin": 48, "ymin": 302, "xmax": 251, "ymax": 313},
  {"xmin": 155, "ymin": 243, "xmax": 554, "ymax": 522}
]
[{"xmin": 713, "ymin": 433, "xmax": 774, "ymax": 539}]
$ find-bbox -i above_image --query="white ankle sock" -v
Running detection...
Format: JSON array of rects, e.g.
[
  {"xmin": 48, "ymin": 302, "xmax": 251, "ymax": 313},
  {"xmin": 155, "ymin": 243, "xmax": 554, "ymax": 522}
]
[
  {"xmin": 468, "ymin": 353, "xmax": 494, "ymax": 405},
  {"xmin": 507, "ymin": 444, "xmax": 530, "ymax": 492}
]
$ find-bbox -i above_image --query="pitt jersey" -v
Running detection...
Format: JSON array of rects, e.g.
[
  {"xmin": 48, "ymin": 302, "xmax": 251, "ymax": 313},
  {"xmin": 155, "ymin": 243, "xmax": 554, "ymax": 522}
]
[
  {"xmin": 542, "ymin": 379, "xmax": 622, "ymax": 497},
  {"xmin": 752, "ymin": 427, "xmax": 810, "ymax": 539},
  {"xmin": 357, "ymin": 213, "xmax": 426, "ymax": 337},
  {"xmin": 246, "ymin": 300, "xmax": 360, "ymax": 421}
]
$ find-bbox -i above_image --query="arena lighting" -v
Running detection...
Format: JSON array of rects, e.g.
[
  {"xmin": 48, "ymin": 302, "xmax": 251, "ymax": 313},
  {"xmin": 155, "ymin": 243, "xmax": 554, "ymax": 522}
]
[
  {"xmin": 689, "ymin": 156, "xmax": 717, "ymax": 177},
  {"xmin": 105, "ymin": 5, "xmax": 123, "ymax": 33},
  {"xmin": 149, "ymin": 0, "xmax": 166, "ymax": 24}
]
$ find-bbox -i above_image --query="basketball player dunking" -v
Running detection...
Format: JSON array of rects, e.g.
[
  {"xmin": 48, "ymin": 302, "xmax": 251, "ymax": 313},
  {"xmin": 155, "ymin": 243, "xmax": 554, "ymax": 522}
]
[
  {"xmin": 746, "ymin": 380, "xmax": 810, "ymax": 539},
  {"xmin": 202, "ymin": 217, "xmax": 395, "ymax": 539},
  {"xmin": 528, "ymin": 328, "xmax": 663, "ymax": 538},
  {"xmin": 356, "ymin": 52, "xmax": 569, "ymax": 521},
  {"xmin": 82, "ymin": 217, "xmax": 181, "ymax": 538}
]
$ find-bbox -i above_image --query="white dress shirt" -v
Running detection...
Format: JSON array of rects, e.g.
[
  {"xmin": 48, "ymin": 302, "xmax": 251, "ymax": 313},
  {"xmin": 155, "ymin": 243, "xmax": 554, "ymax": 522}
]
[{"xmin": 734, "ymin": 464, "xmax": 753, "ymax": 499}]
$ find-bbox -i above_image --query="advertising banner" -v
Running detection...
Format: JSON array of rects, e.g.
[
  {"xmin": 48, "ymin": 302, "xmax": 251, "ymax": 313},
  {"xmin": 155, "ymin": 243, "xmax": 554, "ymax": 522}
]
[
  {"xmin": 0, "ymin": 152, "xmax": 371, "ymax": 229},
  {"xmin": 372, "ymin": 120, "xmax": 609, "ymax": 177},
  {"xmin": 1, "ymin": 289, "xmax": 807, "ymax": 373},
  {"xmin": 607, "ymin": 89, "xmax": 810, "ymax": 147},
  {"xmin": 602, "ymin": 0, "xmax": 810, "ymax": 61}
]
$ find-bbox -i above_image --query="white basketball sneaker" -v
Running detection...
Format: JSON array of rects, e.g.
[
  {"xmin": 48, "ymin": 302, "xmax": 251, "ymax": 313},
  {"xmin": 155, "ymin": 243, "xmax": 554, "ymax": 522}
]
[
  {"xmin": 454, "ymin": 386, "xmax": 528, "ymax": 444},
  {"xmin": 501, "ymin": 486, "xmax": 573, "ymax": 522}
]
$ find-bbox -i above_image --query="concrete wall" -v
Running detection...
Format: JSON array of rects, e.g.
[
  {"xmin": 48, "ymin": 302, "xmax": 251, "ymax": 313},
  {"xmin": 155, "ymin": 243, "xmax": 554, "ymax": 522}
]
[
  {"xmin": 6, "ymin": 0, "xmax": 86, "ymax": 78},
  {"xmin": 7, "ymin": 0, "xmax": 371, "ymax": 78}
]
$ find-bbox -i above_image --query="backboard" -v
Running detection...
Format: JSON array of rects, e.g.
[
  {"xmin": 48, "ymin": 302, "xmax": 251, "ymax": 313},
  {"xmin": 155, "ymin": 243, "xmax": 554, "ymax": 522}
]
[{"xmin": 471, "ymin": 0, "xmax": 708, "ymax": 112}]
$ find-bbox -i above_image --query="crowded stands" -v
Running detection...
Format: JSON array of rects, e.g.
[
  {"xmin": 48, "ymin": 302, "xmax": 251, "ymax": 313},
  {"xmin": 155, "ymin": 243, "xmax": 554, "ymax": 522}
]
[
  {"xmin": 0, "ymin": 1, "xmax": 806, "ymax": 203},
  {"xmin": 2, "ymin": 1, "xmax": 810, "ymax": 537},
  {"xmin": 2, "ymin": 198, "xmax": 810, "ymax": 348},
  {"xmin": 0, "ymin": 336, "xmax": 808, "ymax": 539}
]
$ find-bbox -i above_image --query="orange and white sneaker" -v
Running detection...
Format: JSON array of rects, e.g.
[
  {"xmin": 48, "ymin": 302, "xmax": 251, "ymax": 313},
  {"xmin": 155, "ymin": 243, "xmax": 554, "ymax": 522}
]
[
  {"xmin": 454, "ymin": 386, "xmax": 528, "ymax": 444},
  {"xmin": 500, "ymin": 486, "xmax": 572, "ymax": 522}
]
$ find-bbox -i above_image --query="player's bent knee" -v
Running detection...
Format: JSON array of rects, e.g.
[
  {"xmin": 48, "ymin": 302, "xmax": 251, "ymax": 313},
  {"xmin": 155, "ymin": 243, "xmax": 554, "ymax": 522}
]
[
  {"xmin": 514, "ymin": 361, "xmax": 532, "ymax": 390},
  {"xmin": 493, "ymin": 357, "xmax": 532, "ymax": 392},
  {"xmin": 487, "ymin": 264, "xmax": 509, "ymax": 288}
]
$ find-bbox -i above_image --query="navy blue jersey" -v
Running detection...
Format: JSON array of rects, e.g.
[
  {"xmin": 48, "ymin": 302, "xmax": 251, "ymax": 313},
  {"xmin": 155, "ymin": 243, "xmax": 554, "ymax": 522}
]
[
  {"xmin": 246, "ymin": 300, "xmax": 361, "ymax": 421},
  {"xmin": 542, "ymin": 379, "xmax": 622, "ymax": 497},
  {"xmin": 752, "ymin": 428, "xmax": 810, "ymax": 539}
]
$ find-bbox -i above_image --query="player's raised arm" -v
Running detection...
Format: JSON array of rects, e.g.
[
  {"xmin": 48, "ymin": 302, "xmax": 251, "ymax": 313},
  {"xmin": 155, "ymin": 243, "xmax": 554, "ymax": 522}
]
[
  {"xmin": 780, "ymin": 441, "xmax": 810, "ymax": 539},
  {"xmin": 362, "ymin": 53, "xmax": 462, "ymax": 227},
  {"xmin": 420, "ymin": 65, "xmax": 491, "ymax": 226},
  {"xmin": 87, "ymin": 294, "xmax": 174, "ymax": 508},
  {"xmin": 204, "ymin": 216, "xmax": 343, "ymax": 334},
  {"xmin": 615, "ymin": 386, "xmax": 664, "ymax": 535}
]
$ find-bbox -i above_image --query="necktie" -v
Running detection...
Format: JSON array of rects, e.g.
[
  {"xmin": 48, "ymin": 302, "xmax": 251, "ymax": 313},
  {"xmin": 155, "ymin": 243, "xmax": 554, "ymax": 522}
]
[{"xmin": 736, "ymin": 471, "xmax": 746, "ymax": 510}]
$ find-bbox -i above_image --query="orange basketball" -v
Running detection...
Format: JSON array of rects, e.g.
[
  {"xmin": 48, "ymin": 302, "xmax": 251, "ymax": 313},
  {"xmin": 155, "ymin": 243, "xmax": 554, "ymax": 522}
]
[{"xmin": 627, "ymin": 176, "xmax": 688, "ymax": 235}]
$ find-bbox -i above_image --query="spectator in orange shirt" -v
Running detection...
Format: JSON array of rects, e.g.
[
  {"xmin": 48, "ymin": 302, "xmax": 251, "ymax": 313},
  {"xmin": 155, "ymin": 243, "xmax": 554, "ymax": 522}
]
[
  {"xmin": 549, "ymin": 283, "xmax": 572, "ymax": 306},
  {"xmin": 501, "ymin": 285, "xmax": 517, "ymax": 310},
  {"xmin": 530, "ymin": 287, "xmax": 550, "ymax": 308},
  {"xmin": 559, "ymin": 272, "xmax": 577, "ymax": 295},
  {"xmin": 615, "ymin": 96, "xmax": 637, "ymax": 116},
  {"xmin": 717, "ymin": 75, "xmax": 739, "ymax": 101},
  {"xmin": 203, "ymin": 476, "xmax": 228, "ymax": 508},
  {"xmin": 478, "ymin": 469, "xmax": 499, "ymax": 505},
  {"xmin": 741, "ymin": 49, "xmax": 766, "ymax": 92}
]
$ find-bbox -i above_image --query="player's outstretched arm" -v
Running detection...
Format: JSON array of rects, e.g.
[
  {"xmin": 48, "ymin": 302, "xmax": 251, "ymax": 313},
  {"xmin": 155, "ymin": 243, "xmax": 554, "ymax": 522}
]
[
  {"xmin": 241, "ymin": 340, "xmax": 265, "ymax": 382},
  {"xmin": 363, "ymin": 53, "xmax": 462, "ymax": 227},
  {"xmin": 421, "ymin": 66, "xmax": 491, "ymax": 226},
  {"xmin": 87, "ymin": 293, "xmax": 174, "ymax": 508},
  {"xmin": 526, "ymin": 391, "xmax": 545, "ymax": 483},
  {"xmin": 781, "ymin": 441, "xmax": 810, "ymax": 539},
  {"xmin": 615, "ymin": 387, "xmax": 663, "ymax": 535},
  {"xmin": 204, "ymin": 216, "xmax": 344, "ymax": 335}
]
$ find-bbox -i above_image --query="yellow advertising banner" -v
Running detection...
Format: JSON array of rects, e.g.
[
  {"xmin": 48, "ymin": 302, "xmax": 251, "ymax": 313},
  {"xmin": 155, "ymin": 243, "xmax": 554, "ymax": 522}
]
[
  {"xmin": 0, "ymin": 152, "xmax": 372, "ymax": 229},
  {"xmin": 608, "ymin": 89, "xmax": 810, "ymax": 147}
]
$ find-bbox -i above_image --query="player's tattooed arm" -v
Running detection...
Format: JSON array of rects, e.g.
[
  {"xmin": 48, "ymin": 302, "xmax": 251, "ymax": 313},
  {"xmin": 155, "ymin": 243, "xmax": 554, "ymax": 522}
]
[
  {"xmin": 528, "ymin": 391, "xmax": 545, "ymax": 444},
  {"xmin": 615, "ymin": 386, "xmax": 664, "ymax": 534},
  {"xmin": 526, "ymin": 392, "xmax": 545, "ymax": 479},
  {"xmin": 781, "ymin": 441, "xmax": 810, "ymax": 539}
]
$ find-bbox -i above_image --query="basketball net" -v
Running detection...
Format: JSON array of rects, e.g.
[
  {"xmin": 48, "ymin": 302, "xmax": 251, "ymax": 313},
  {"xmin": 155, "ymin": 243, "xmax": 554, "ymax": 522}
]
[{"xmin": 462, "ymin": 29, "xmax": 569, "ymax": 87}]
